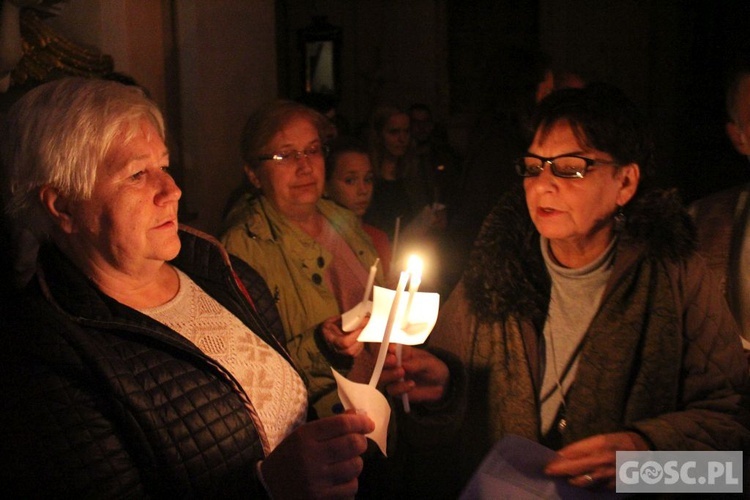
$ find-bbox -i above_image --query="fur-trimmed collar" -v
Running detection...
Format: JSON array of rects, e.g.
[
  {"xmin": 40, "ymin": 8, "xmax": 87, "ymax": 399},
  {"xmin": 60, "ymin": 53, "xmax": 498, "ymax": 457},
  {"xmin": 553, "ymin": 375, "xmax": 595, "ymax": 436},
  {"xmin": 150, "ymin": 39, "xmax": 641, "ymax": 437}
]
[{"xmin": 463, "ymin": 186, "xmax": 696, "ymax": 325}]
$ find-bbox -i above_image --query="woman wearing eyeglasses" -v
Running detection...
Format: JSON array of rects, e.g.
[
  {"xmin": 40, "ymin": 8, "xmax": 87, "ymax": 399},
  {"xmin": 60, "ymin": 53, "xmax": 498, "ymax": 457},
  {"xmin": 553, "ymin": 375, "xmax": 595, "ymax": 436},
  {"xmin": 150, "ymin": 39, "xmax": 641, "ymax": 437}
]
[
  {"xmin": 221, "ymin": 100, "xmax": 384, "ymax": 415},
  {"xmin": 429, "ymin": 83, "xmax": 750, "ymax": 494},
  {"xmin": 220, "ymin": 100, "xmax": 459, "ymax": 423},
  {"xmin": 220, "ymin": 100, "xmax": 464, "ymax": 497}
]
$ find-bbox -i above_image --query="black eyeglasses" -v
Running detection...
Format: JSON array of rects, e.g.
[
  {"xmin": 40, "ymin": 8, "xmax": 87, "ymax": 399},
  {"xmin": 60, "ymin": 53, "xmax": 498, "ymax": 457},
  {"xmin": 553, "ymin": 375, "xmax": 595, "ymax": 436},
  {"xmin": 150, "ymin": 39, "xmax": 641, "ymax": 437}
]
[
  {"xmin": 257, "ymin": 144, "xmax": 329, "ymax": 166},
  {"xmin": 514, "ymin": 153, "xmax": 619, "ymax": 179}
]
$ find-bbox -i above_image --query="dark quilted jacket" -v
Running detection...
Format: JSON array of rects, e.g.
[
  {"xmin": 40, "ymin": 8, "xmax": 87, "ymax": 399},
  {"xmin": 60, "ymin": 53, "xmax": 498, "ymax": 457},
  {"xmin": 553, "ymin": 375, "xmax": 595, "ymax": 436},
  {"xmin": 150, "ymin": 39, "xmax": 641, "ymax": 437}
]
[{"xmin": 0, "ymin": 226, "xmax": 295, "ymax": 498}]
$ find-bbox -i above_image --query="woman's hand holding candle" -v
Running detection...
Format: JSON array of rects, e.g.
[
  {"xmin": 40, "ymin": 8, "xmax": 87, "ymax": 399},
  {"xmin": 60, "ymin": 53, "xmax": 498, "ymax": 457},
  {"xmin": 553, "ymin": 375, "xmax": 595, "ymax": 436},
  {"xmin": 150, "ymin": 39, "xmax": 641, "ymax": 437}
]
[
  {"xmin": 379, "ymin": 345, "xmax": 450, "ymax": 404},
  {"xmin": 365, "ymin": 255, "xmax": 443, "ymax": 413},
  {"xmin": 321, "ymin": 315, "xmax": 368, "ymax": 357}
]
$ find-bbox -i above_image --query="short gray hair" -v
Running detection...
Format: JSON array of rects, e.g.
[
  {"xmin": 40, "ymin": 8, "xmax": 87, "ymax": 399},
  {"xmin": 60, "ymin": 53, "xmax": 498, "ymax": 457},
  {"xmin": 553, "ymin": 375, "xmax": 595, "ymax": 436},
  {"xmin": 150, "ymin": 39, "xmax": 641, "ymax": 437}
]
[{"xmin": 2, "ymin": 77, "xmax": 165, "ymax": 237}]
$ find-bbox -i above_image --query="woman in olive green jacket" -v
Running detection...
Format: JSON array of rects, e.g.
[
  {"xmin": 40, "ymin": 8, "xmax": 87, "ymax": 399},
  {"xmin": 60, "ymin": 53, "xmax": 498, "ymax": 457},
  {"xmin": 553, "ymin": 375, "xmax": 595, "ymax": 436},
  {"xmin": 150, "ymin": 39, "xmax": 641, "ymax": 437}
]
[
  {"xmin": 221, "ymin": 100, "xmax": 455, "ymax": 423},
  {"xmin": 223, "ymin": 191, "xmax": 382, "ymax": 415}
]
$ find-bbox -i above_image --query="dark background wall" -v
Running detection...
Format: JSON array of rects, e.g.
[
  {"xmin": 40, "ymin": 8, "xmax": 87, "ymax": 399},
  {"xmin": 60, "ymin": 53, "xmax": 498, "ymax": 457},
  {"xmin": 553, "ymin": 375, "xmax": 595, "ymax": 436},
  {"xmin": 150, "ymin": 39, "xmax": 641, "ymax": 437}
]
[
  {"xmin": 541, "ymin": 0, "xmax": 750, "ymax": 202},
  {"xmin": 278, "ymin": 0, "xmax": 750, "ymax": 207},
  {"xmin": 666, "ymin": 1, "xmax": 750, "ymax": 201},
  {"xmin": 11, "ymin": 0, "xmax": 750, "ymax": 234}
]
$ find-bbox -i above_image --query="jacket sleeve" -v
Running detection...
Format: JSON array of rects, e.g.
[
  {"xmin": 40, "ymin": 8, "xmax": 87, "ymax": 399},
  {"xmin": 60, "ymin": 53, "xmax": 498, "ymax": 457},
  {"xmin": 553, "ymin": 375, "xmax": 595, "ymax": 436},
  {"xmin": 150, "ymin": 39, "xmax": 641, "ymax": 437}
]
[
  {"xmin": 631, "ymin": 255, "xmax": 750, "ymax": 451},
  {"xmin": 1, "ymin": 301, "xmax": 271, "ymax": 498},
  {"xmin": 0, "ymin": 332, "xmax": 147, "ymax": 497}
]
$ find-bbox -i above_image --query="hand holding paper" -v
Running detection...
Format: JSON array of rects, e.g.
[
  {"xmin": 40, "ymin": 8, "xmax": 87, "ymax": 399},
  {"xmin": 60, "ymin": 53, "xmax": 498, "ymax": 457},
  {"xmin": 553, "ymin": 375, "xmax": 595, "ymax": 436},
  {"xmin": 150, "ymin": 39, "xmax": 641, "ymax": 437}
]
[
  {"xmin": 320, "ymin": 315, "xmax": 366, "ymax": 357},
  {"xmin": 331, "ymin": 254, "xmax": 441, "ymax": 450},
  {"xmin": 357, "ymin": 285, "xmax": 440, "ymax": 345},
  {"xmin": 544, "ymin": 431, "xmax": 649, "ymax": 491},
  {"xmin": 333, "ymin": 369, "xmax": 391, "ymax": 456},
  {"xmin": 459, "ymin": 435, "xmax": 619, "ymax": 500},
  {"xmin": 261, "ymin": 409, "xmax": 374, "ymax": 499}
]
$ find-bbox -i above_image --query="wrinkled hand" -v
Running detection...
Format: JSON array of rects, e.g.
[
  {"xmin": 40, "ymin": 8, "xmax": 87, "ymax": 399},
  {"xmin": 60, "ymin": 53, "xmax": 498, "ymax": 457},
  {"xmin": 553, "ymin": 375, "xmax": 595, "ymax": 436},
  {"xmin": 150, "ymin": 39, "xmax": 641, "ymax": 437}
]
[
  {"xmin": 544, "ymin": 431, "xmax": 649, "ymax": 490},
  {"xmin": 321, "ymin": 315, "xmax": 367, "ymax": 357},
  {"xmin": 261, "ymin": 412, "xmax": 375, "ymax": 499},
  {"xmin": 378, "ymin": 345, "xmax": 449, "ymax": 404}
]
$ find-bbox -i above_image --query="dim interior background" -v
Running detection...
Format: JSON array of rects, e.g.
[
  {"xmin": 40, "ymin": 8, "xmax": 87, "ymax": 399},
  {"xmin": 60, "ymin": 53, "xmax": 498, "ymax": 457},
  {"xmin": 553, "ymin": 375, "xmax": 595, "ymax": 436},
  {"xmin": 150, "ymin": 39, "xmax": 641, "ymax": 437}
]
[{"xmin": 6, "ymin": 0, "xmax": 749, "ymax": 237}]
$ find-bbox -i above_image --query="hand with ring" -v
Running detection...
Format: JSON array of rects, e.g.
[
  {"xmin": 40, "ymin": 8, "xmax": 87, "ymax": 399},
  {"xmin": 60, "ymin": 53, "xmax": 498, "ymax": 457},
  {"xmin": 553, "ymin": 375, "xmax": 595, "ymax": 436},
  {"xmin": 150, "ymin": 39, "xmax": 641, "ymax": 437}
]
[{"xmin": 544, "ymin": 431, "xmax": 650, "ymax": 490}]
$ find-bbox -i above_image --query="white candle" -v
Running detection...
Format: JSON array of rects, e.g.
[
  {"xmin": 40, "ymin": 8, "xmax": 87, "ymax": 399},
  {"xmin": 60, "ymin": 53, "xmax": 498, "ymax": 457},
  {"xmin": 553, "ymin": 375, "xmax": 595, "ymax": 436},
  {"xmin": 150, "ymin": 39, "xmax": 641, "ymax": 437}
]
[
  {"xmin": 391, "ymin": 216, "xmax": 401, "ymax": 277},
  {"xmin": 398, "ymin": 256, "xmax": 422, "ymax": 413},
  {"xmin": 395, "ymin": 344, "xmax": 411, "ymax": 413},
  {"xmin": 368, "ymin": 270, "xmax": 409, "ymax": 387},
  {"xmin": 361, "ymin": 258, "xmax": 380, "ymax": 304},
  {"xmin": 402, "ymin": 256, "xmax": 423, "ymax": 327}
]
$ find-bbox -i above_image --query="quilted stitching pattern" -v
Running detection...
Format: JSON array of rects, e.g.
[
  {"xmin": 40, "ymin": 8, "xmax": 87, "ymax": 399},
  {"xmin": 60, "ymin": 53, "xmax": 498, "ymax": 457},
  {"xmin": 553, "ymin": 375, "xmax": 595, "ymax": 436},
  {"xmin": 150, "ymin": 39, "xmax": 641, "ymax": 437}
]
[{"xmin": 1, "ymin": 237, "xmax": 276, "ymax": 497}]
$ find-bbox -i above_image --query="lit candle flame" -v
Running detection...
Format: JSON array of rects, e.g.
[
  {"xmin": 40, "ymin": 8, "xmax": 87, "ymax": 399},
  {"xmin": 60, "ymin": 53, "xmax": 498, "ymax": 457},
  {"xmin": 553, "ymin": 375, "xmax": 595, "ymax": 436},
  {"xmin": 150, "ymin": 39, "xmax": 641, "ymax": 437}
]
[{"xmin": 407, "ymin": 255, "xmax": 423, "ymax": 278}]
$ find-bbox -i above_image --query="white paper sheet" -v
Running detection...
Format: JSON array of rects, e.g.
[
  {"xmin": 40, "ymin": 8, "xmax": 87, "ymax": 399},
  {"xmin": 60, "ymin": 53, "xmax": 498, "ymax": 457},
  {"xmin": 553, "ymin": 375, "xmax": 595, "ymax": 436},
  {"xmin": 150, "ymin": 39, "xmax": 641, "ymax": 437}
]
[
  {"xmin": 332, "ymin": 369, "xmax": 391, "ymax": 456},
  {"xmin": 356, "ymin": 285, "xmax": 440, "ymax": 345},
  {"xmin": 340, "ymin": 300, "xmax": 373, "ymax": 332},
  {"xmin": 460, "ymin": 435, "xmax": 622, "ymax": 500}
]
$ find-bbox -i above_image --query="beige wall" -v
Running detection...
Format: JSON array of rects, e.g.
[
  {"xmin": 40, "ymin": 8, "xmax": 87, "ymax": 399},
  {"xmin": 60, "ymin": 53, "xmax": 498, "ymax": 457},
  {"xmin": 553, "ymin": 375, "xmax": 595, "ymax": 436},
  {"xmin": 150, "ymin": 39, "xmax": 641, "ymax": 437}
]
[
  {"xmin": 48, "ymin": 0, "xmax": 277, "ymax": 236},
  {"xmin": 173, "ymin": 0, "xmax": 277, "ymax": 234},
  {"xmin": 47, "ymin": 0, "xmax": 168, "ymax": 112},
  {"xmin": 36, "ymin": 0, "xmax": 461, "ymax": 239},
  {"xmin": 47, "ymin": 0, "xmax": 448, "ymax": 236}
]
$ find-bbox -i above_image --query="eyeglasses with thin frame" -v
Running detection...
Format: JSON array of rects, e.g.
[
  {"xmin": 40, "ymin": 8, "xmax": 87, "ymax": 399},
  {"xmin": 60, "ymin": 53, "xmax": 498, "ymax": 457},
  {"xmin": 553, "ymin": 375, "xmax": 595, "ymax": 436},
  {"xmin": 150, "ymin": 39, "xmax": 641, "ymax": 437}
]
[
  {"xmin": 257, "ymin": 144, "xmax": 329, "ymax": 166},
  {"xmin": 514, "ymin": 153, "xmax": 620, "ymax": 179}
]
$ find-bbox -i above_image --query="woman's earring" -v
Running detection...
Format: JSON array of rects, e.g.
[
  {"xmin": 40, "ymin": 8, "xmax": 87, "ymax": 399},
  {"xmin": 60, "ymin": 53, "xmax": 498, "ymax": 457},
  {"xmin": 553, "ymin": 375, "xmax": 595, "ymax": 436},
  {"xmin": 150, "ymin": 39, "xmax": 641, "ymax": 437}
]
[{"xmin": 613, "ymin": 205, "xmax": 626, "ymax": 232}]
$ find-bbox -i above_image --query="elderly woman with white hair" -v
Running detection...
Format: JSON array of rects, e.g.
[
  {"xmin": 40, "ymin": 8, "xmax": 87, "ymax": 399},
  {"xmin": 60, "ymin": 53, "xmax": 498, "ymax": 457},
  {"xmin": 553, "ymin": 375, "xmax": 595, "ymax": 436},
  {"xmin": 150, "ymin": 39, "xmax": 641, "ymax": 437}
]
[{"xmin": 0, "ymin": 77, "xmax": 379, "ymax": 498}]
